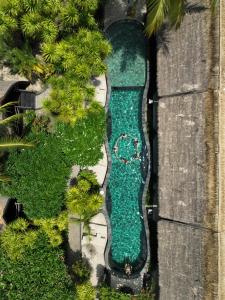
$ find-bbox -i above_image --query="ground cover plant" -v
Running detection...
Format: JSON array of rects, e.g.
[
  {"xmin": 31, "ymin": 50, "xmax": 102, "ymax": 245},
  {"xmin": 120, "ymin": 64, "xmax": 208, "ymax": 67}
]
[
  {"xmin": 0, "ymin": 104, "xmax": 105, "ymax": 219},
  {"xmin": 0, "ymin": 221, "xmax": 74, "ymax": 300}
]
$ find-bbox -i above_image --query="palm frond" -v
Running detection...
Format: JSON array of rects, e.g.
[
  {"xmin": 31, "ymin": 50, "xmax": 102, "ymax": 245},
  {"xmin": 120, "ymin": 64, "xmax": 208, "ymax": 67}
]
[
  {"xmin": 0, "ymin": 101, "xmax": 18, "ymax": 112},
  {"xmin": 41, "ymin": 20, "xmax": 58, "ymax": 43},
  {"xmin": 21, "ymin": 12, "xmax": 42, "ymax": 37},
  {"xmin": 168, "ymin": 0, "xmax": 185, "ymax": 29},
  {"xmin": 145, "ymin": 0, "xmax": 169, "ymax": 37},
  {"xmin": 0, "ymin": 138, "xmax": 34, "ymax": 150},
  {"xmin": 0, "ymin": 113, "xmax": 23, "ymax": 126},
  {"xmin": 0, "ymin": 174, "xmax": 11, "ymax": 182},
  {"xmin": 210, "ymin": 0, "xmax": 218, "ymax": 12},
  {"xmin": 184, "ymin": 2, "xmax": 207, "ymax": 15},
  {"xmin": 22, "ymin": 0, "xmax": 42, "ymax": 12}
]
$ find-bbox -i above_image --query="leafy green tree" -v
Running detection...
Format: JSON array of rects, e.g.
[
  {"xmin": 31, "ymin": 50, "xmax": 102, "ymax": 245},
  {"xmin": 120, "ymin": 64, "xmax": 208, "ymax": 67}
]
[
  {"xmin": 0, "ymin": 0, "xmax": 111, "ymax": 123},
  {"xmin": 0, "ymin": 107, "xmax": 105, "ymax": 218},
  {"xmin": 146, "ymin": 0, "xmax": 218, "ymax": 37},
  {"xmin": 66, "ymin": 170, "xmax": 103, "ymax": 222},
  {"xmin": 0, "ymin": 232, "xmax": 74, "ymax": 300}
]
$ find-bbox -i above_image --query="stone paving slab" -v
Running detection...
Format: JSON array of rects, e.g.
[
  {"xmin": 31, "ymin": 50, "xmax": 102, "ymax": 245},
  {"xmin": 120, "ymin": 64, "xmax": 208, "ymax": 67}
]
[
  {"xmin": 93, "ymin": 75, "xmax": 107, "ymax": 107},
  {"xmin": 82, "ymin": 212, "xmax": 107, "ymax": 286},
  {"xmin": 89, "ymin": 145, "xmax": 107, "ymax": 186}
]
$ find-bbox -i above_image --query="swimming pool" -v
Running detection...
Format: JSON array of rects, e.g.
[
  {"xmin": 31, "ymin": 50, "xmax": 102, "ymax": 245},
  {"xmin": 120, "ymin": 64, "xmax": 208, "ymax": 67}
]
[{"xmin": 105, "ymin": 20, "xmax": 150, "ymax": 273}]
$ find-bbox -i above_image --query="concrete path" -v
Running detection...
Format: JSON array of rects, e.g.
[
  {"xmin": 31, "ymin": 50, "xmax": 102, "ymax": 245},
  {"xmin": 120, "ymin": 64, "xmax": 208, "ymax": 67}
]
[
  {"xmin": 88, "ymin": 145, "xmax": 108, "ymax": 187},
  {"xmin": 81, "ymin": 212, "xmax": 107, "ymax": 286},
  {"xmin": 93, "ymin": 75, "xmax": 107, "ymax": 107}
]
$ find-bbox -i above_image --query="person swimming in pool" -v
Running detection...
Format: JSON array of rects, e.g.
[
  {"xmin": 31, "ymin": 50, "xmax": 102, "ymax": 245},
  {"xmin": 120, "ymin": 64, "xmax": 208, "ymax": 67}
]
[
  {"xmin": 122, "ymin": 158, "xmax": 129, "ymax": 164},
  {"xmin": 113, "ymin": 145, "xmax": 118, "ymax": 153},
  {"xmin": 133, "ymin": 138, "xmax": 138, "ymax": 147}
]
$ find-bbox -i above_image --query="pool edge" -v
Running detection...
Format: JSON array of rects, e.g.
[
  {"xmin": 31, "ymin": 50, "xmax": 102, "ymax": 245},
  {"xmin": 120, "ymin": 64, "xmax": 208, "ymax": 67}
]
[{"xmin": 102, "ymin": 19, "xmax": 151, "ymax": 290}]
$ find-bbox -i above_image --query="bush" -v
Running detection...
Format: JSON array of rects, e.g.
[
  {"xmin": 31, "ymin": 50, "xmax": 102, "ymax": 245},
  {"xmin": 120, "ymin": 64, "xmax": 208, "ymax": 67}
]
[
  {"xmin": 33, "ymin": 211, "xmax": 68, "ymax": 247},
  {"xmin": 0, "ymin": 105, "xmax": 105, "ymax": 219},
  {"xmin": 72, "ymin": 254, "xmax": 92, "ymax": 283},
  {"xmin": 98, "ymin": 286, "xmax": 131, "ymax": 300},
  {"xmin": 0, "ymin": 131, "xmax": 71, "ymax": 219},
  {"xmin": 0, "ymin": 218, "xmax": 38, "ymax": 260},
  {"xmin": 76, "ymin": 281, "xmax": 95, "ymax": 300},
  {"xmin": 0, "ymin": 232, "xmax": 74, "ymax": 300},
  {"xmin": 66, "ymin": 170, "xmax": 103, "ymax": 221},
  {"xmin": 56, "ymin": 102, "xmax": 106, "ymax": 166},
  {"xmin": 0, "ymin": 0, "xmax": 111, "ymax": 123}
]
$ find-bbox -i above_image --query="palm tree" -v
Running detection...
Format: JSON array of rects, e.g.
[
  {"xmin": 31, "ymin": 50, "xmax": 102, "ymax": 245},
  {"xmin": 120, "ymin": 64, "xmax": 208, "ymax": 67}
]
[
  {"xmin": 0, "ymin": 102, "xmax": 33, "ymax": 182},
  {"xmin": 145, "ymin": 0, "xmax": 218, "ymax": 37}
]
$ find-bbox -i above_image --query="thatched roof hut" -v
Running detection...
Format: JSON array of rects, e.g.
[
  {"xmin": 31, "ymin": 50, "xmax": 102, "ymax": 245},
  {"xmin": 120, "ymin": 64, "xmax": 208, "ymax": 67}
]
[{"xmin": 156, "ymin": 0, "xmax": 222, "ymax": 298}]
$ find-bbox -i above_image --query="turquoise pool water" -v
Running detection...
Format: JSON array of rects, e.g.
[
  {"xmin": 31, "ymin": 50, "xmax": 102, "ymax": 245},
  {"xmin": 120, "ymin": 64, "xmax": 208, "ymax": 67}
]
[
  {"xmin": 106, "ymin": 21, "xmax": 148, "ymax": 268},
  {"xmin": 108, "ymin": 88, "xmax": 146, "ymax": 264},
  {"xmin": 106, "ymin": 21, "xmax": 146, "ymax": 87}
]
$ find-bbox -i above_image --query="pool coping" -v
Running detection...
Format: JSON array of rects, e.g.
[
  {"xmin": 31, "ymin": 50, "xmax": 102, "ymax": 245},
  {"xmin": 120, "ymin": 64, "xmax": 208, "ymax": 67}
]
[{"xmin": 102, "ymin": 18, "xmax": 151, "ymax": 284}]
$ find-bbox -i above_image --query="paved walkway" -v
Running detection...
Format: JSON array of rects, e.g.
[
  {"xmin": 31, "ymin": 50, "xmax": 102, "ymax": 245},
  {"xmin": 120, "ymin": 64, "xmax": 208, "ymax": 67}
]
[
  {"xmin": 93, "ymin": 75, "xmax": 107, "ymax": 107},
  {"xmin": 82, "ymin": 212, "xmax": 107, "ymax": 286},
  {"xmin": 89, "ymin": 145, "xmax": 107, "ymax": 187}
]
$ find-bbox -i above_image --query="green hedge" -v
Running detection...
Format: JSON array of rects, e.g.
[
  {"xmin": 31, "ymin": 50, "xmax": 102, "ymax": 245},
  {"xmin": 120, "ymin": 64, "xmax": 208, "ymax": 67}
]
[
  {"xmin": 0, "ymin": 104, "xmax": 105, "ymax": 219},
  {"xmin": 0, "ymin": 232, "xmax": 74, "ymax": 300},
  {"xmin": 56, "ymin": 102, "xmax": 106, "ymax": 166},
  {"xmin": 0, "ymin": 131, "xmax": 70, "ymax": 219}
]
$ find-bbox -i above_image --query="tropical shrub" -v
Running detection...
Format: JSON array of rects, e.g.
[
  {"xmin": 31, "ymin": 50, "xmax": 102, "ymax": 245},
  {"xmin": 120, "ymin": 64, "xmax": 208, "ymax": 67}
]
[
  {"xmin": 0, "ymin": 105, "xmax": 105, "ymax": 218},
  {"xmin": 0, "ymin": 0, "xmax": 111, "ymax": 123},
  {"xmin": 56, "ymin": 101, "xmax": 105, "ymax": 166},
  {"xmin": 0, "ymin": 232, "xmax": 74, "ymax": 300},
  {"xmin": 0, "ymin": 0, "xmax": 107, "ymax": 76},
  {"xmin": 76, "ymin": 281, "xmax": 96, "ymax": 300},
  {"xmin": 72, "ymin": 254, "xmax": 92, "ymax": 283},
  {"xmin": 66, "ymin": 170, "xmax": 103, "ymax": 221},
  {"xmin": 98, "ymin": 286, "xmax": 131, "ymax": 300},
  {"xmin": 0, "ymin": 130, "xmax": 71, "ymax": 219},
  {"xmin": 0, "ymin": 218, "xmax": 38, "ymax": 260},
  {"xmin": 33, "ymin": 211, "xmax": 68, "ymax": 247}
]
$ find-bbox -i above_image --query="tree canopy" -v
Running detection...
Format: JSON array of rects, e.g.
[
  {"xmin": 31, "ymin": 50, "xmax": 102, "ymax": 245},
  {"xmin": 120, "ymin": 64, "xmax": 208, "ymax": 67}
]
[
  {"xmin": 0, "ymin": 230, "xmax": 74, "ymax": 300},
  {"xmin": 0, "ymin": 0, "xmax": 111, "ymax": 123},
  {"xmin": 0, "ymin": 105, "xmax": 105, "ymax": 219},
  {"xmin": 66, "ymin": 169, "xmax": 103, "ymax": 222}
]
